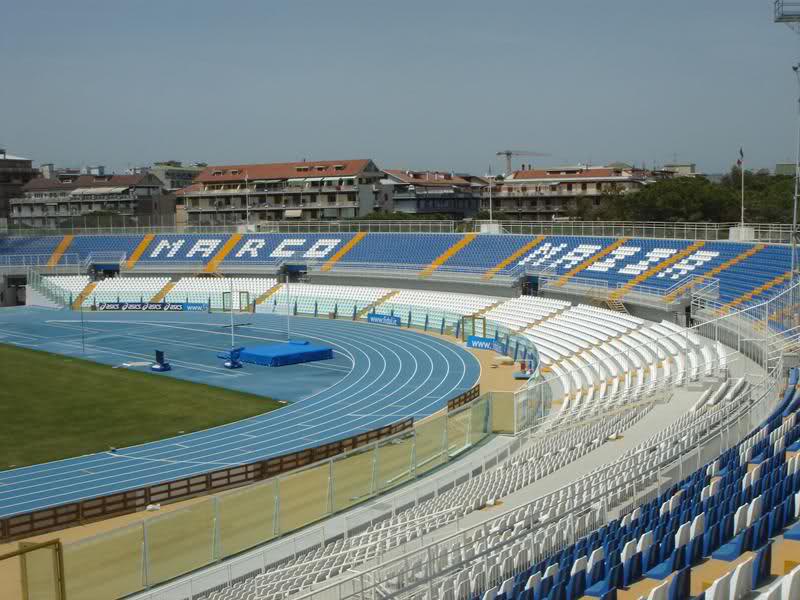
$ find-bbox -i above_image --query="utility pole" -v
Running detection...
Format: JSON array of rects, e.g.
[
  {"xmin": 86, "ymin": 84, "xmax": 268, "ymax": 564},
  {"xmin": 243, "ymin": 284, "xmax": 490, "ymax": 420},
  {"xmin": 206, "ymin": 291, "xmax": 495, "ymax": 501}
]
[{"xmin": 775, "ymin": 2, "xmax": 800, "ymax": 286}]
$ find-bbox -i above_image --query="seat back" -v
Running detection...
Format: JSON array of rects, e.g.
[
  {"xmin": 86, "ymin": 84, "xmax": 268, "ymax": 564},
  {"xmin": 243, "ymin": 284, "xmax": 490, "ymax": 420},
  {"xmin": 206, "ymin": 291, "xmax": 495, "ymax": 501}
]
[
  {"xmin": 646, "ymin": 579, "xmax": 669, "ymax": 600},
  {"xmin": 705, "ymin": 570, "xmax": 731, "ymax": 600},
  {"xmin": 667, "ymin": 567, "xmax": 690, "ymax": 600},
  {"xmin": 752, "ymin": 541, "xmax": 772, "ymax": 590},
  {"xmin": 729, "ymin": 555, "xmax": 753, "ymax": 600}
]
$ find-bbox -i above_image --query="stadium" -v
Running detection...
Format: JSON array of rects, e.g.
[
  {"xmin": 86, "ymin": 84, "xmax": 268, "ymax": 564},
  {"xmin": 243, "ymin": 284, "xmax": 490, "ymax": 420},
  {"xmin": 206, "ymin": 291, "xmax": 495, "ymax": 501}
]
[{"xmin": 0, "ymin": 221, "xmax": 799, "ymax": 600}]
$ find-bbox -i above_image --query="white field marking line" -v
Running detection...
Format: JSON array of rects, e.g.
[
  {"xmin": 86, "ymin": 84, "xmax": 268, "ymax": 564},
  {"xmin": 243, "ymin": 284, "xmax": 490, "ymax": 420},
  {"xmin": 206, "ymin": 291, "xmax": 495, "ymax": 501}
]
[
  {"xmin": 296, "ymin": 362, "xmax": 352, "ymax": 373},
  {"xmin": 102, "ymin": 453, "xmax": 236, "ymax": 467},
  {"xmin": 40, "ymin": 321, "xmax": 107, "ymax": 335},
  {"xmin": 0, "ymin": 348, "xmax": 373, "ymax": 502},
  {"xmin": 0, "ymin": 321, "xmax": 475, "ymax": 507},
  {"xmin": 0, "ymin": 327, "xmax": 55, "ymax": 342},
  {"xmin": 0, "ymin": 318, "xmax": 368, "ymax": 488},
  {"xmin": 0, "ymin": 324, "xmax": 376, "ymax": 494},
  {"xmin": 125, "ymin": 323, "xmax": 466, "ymax": 463},
  {"xmin": 52, "ymin": 318, "xmax": 356, "ymax": 375},
  {"xmin": 348, "ymin": 414, "xmax": 417, "ymax": 418},
  {"xmin": 411, "ymin": 337, "xmax": 472, "ymax": 415},
  {"xmin": 6, "ymin": 322, "xmax": 466, "ymax": 494},
  {"xmin": 52, "ymin": 320, "xmax": 255, "ymax": 355},
  {"xmin": 50, "ymin": 339, "xmax": 250, "ymax": 377}
]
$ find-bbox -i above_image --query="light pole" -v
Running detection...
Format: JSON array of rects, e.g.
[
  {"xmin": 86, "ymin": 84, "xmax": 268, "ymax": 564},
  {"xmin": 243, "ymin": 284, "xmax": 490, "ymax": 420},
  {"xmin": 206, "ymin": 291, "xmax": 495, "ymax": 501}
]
[
  {"xmin": 245, "ymin": 172, "xmax": 251, "ymax": 229},
  {"xmin": 792, "ymin": 64, "xmax": 800, "ymax": 286},
  {"xmin": 487, "ymin": 174, "xmax": 494, "ymax": 222}
]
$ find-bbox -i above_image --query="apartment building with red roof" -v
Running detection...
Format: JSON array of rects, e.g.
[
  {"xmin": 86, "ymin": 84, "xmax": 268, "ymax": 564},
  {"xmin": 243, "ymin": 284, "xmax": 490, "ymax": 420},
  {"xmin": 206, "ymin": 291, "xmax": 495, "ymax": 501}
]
[
  {"xmin": 381, "ymin": 169, "xmax": 482, "ymax": 218},
  {"xmin": 177, "ymin": 159, "xmax": 386, "ymax": 226},
  {"xmin": 485, "ymin": 163, "xmax": 653, "ymax": 220}
]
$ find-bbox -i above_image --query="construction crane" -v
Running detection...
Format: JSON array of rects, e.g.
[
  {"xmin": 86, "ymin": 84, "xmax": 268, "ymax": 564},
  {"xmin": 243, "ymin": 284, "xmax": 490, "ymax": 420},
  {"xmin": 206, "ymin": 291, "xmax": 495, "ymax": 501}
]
[{"xmin": 496, "ymin": 150, "xmax": 551, "ymax": 174}]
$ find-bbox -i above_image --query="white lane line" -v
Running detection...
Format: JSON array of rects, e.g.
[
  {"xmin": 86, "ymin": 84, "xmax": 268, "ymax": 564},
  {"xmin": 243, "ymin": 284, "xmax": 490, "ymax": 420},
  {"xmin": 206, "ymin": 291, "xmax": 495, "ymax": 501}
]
[{"xmin": 0, "ymin": 316, "xmax": 479, "ymax": 508}]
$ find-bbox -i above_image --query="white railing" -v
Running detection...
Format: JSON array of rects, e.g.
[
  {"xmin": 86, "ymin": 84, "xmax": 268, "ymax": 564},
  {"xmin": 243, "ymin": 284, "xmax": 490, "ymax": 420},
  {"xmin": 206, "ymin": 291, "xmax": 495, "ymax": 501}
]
[
  {"xmin": 1, "ymin": 219, "xmax": 795, "ymax": 241},
  {"xmin": 534, "ymin": 272, "xmax": 708, "ymax": 308},
  {"xmin": 0, "ymin": 252, "xmax": 81, "ymax": 268},
  {"xmin": 307, "ymin": 261, "xmax": 518, "ymax": 285}
]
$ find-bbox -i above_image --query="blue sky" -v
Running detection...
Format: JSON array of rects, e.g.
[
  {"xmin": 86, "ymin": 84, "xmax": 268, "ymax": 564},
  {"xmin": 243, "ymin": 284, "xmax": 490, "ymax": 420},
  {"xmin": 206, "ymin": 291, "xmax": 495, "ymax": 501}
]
[{"xmin": 1, "ymin": 0, "xmax": 798, "ymax": 175}]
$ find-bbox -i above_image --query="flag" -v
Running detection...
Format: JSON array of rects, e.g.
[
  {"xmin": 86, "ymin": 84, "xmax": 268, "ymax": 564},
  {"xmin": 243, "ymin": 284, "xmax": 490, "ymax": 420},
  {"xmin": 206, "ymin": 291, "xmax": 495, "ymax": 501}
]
[{"xmin": 737, "ymin": 147, "xmax": 743, "ymax": 167}]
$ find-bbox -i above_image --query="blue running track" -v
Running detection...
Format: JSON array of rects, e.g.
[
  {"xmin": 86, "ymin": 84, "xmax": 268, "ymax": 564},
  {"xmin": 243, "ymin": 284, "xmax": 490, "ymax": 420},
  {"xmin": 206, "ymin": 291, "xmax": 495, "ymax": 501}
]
[{"xmin": 0, "ymin": 307, "xmax": 480, "ymax": 518}]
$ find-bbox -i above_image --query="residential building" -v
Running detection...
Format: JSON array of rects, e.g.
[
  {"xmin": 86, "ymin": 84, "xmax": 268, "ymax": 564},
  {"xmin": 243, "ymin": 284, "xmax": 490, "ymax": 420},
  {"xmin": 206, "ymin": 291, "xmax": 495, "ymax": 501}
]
[
  {"xmin": 0, "ymin": 150, "xmax": 38, "ymax": 220},
  {"xmin": 178, "ymin": 159, "xmax": 385, "ymax": 225},
  {"xmin": 661, "ymin": 163, "xmax": 700, "ymax": 178},
  {"xmin": 128, "ymin": 161, "xmax": 205, "ymax": 192},
  {"xmin": 381, "ymin": 169, "xmax": 481, "ymax": 218},
  {"xmin": 484, "ymin": 164, "xmax": 651, "ymax": 220},
  {"xmin": 776, "ymin": 163, "xmax": 795, "ymax": 177},
  {"xmin": 9, "ymin": 173, "xmax": 166, "ymax": 228}
]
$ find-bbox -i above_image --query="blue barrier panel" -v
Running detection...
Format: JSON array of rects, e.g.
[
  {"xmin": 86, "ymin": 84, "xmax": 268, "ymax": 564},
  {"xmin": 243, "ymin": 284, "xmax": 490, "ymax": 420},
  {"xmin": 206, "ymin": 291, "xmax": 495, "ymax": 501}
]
[
  {"xmin": 467, "ymin": 335, "xmax": 505, "ymax": 353},
  {"xmin": 96, "ymin": 302, "xmax": 207, "ymax": 312},
  {"xmin": 367, "ymin": 313, "xmax": 402, "ymax": 326}
]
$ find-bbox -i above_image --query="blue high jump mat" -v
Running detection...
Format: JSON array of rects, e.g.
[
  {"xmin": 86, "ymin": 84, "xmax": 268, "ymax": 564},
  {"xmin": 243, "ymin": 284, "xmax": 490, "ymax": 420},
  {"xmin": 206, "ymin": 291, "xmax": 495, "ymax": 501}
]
[{"xmin": 239, "ymin": 340, "xmax": 334, "ymax": 367}]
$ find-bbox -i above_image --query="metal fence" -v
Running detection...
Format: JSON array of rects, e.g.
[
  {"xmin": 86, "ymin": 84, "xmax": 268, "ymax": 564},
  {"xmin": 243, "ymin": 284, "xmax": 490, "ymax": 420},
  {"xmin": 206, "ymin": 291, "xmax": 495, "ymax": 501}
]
[
  {"xmin": 44, "ymin": 395, "xmax": 493, "ymax": 600},
  {"xmin": 480, "ymin": 221, "xmax": 795, "ymax": 243},
  {"xmin": 1, "ymin": 219, "xmax": 794, "ymax": 242}
]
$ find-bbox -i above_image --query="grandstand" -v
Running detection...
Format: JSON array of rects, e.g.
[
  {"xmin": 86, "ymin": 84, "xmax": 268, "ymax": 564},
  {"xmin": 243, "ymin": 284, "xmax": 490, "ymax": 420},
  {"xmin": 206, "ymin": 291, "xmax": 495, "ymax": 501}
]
[{"xmin": 1, "ymin": 226, "xmax": 799, "ymax": 600}]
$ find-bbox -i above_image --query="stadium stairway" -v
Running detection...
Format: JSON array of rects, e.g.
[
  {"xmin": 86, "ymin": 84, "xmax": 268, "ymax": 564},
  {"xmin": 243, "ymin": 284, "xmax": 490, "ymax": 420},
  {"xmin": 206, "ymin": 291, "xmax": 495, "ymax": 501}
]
[
  {"xmin": 71, "ymin": 281, "xmax": 96, "ymax": 309},
  {"xmin": 483, "ymin": 235, "xmax": 547, "ymax": 280},
  {"xmin": 420, "ymin": 233, "xmax": 478, "ymax": 277},
  {"xmin": 203, "ymin": 234, "xmax": 242, "ymax": 273},
  {"xmin": 124, "ymin": 233, "xmax": 156, "ymax": 269},
  {"xmin": 721, "ymin": 271, "xmax": 794, "ymax": 313},
  {"xmin": 254, "ymin": 282, "xmax": 284, "ymax": 305},
  {"xmin": 357, "ymin": 290, "xmax": 400, "ymax": 318},
  {"xmin": 554, "ymin": 238, "xmax": 629, "ymax": 287},
  {"xmin": 471, "ymin": 299, "xmax": 505, "ymax": 317},
  {"xmin": 46, "ymin": 234, "xmax": 74, "ymax": 268},
  {"xmin": 610, "ymin": 240, "xmax": 706, "ymax": 301},
  {"xmin": 150, "ymin": 280, "xmax": 176, "ymax": 303},
  {"xmin": 320, "ymin": 232, "xmax": 366, "ymax": 272},
  {"xmin": 664, "ymin": 243, "xmax": 767, "ymax": 303}
]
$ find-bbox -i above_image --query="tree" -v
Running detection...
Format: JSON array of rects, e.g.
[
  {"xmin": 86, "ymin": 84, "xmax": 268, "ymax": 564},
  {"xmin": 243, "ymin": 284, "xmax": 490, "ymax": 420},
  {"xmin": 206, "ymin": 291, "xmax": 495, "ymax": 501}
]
[{"xmin": 601, "ymin": 177, "xmax": 739, "ymax": 222}]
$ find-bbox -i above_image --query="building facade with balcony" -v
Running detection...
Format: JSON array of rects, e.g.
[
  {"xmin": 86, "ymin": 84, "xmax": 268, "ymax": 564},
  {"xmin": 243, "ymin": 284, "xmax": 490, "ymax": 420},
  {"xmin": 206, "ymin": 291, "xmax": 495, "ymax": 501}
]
[
  {"xmin": 484, "ymin": 164, "xmax": 651, "ymax": 220},
  {"xmin": 9, "ymin": 173, "xmax": 166, "ymax": 228},
  {"xmin": 127, "ymin": 161, "xmax": 206, "ymax": 192},
  {"xmin": 381, "ymin": 169, "xmax": 482, "ymax": 218},
  {"xmin": 177, "ymin": 159, "xmax": 386, "ymax": 226},
  {"xmin": 0, "ymin": 151, "xmax": 38, "ymax": 221}
]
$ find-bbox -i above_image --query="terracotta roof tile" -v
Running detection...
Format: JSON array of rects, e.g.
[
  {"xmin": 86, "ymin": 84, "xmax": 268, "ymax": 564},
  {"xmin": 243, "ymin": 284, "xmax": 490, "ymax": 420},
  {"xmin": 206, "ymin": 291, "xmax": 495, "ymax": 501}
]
[
  {"xmin": 196, "ymin": 159, "xmax": 374, "ymax": 183},
  {"xmin": 23, "ymin": 173, "xmax": 158, "ymax": 192},
  {"xmin": 384, "ymin": 169, "xmax": 471, "ymax": 186}
]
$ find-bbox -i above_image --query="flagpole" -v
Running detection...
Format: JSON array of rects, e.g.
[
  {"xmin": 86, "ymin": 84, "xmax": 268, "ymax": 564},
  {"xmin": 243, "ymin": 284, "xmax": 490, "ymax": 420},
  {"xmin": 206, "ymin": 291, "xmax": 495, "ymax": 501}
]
[{"xmin": 740, "ymin": 158, "xmax": 745, "ymax": 227}]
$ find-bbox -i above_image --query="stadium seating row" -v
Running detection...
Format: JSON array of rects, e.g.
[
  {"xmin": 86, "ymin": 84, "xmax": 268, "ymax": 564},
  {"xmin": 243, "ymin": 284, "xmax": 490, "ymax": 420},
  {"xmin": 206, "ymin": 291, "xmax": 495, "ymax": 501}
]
[
  {"xmin": 198, "ymin": 362, "xmax": 760, "ymax": 600},
  {"xmin": 193, "ymin": 338, "xmax": 739, "ymax": 599},
  {"xmin": 6, "ymin": 233, "xmax": 794, "ymax": 310}
]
